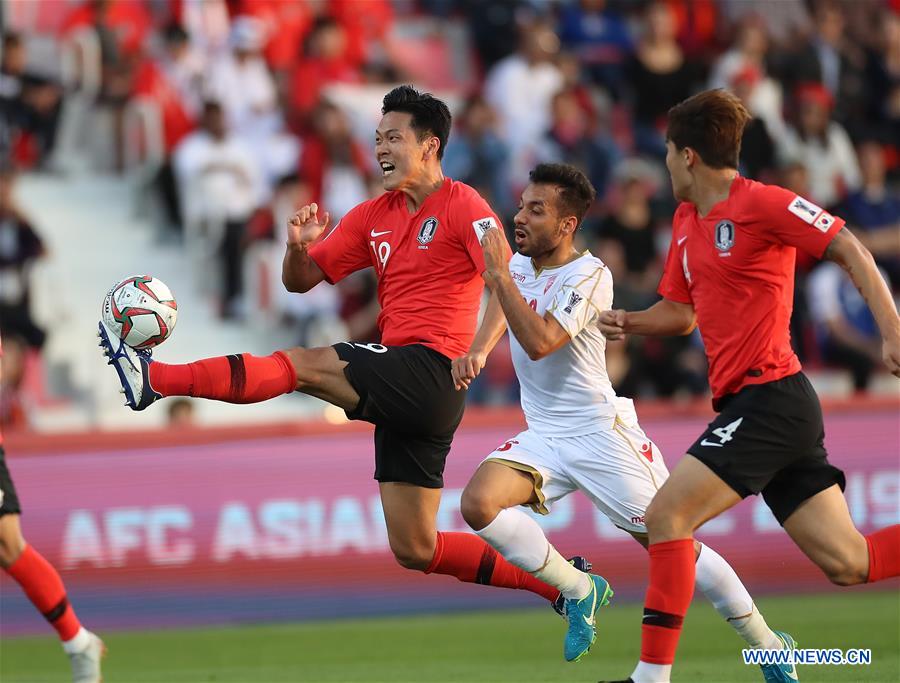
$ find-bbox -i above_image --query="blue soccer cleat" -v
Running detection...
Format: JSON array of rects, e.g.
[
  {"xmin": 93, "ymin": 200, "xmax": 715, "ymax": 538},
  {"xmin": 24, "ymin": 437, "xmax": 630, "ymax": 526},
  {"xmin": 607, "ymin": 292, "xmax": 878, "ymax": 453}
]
[
  {"xmin": 552, "ymin": 556, "xmax": 592, "ymax": 618},
  {"xmin": 760, "ymin": 631, "xmax": 799, "ymax": 682},
  {"xmin": 98, "ymin": 321, "xmax": 161, "ymax": 411},
  {"xmin": 564, "ymin": 573, "xmax": 614, "ymax": 662}
]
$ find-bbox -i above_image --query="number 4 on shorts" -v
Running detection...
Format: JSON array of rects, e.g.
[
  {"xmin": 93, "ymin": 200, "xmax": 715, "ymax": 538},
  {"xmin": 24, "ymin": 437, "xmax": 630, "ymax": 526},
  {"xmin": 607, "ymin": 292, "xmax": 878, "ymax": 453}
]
[{"xmin": 700, "ymin": 417, "xmax": 744, "ymax": 448}]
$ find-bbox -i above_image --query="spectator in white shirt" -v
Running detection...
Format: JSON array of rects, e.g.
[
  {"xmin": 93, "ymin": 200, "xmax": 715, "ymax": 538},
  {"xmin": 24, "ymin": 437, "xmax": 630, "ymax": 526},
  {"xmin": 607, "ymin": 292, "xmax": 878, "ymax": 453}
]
[
  {"xmin": 205, "ymin": 16, "xmax": 278, "ymax": 141},
  {"xmin": 173, "ymin": 101, "xmax": 263, "ymax": 318},
  {"xmin": 780, "ymin": 83, "xmax": 861, "ymax": 209},
  {"xmin": 484, "ymin": 18, "xmax": 564, "ymax": 190}
]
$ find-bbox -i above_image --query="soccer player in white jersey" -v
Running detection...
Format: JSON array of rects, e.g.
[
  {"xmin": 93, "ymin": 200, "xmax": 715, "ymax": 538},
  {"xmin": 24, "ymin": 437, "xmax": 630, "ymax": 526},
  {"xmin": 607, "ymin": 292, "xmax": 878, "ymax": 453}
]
[{"xmin": 451, "ymin": 163, "xmax": 795, "ymax": 681}]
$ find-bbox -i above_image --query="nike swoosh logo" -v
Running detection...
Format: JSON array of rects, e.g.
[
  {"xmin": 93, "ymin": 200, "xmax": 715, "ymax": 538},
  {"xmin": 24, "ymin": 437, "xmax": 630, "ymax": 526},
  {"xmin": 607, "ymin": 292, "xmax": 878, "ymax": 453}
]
[
  {"xmin": 582, "ymin": 614, "xmax": 594, "ymax": 626},
  {"xmin": 677, "ymin": 236, "xmax": 688, "ymax": 245},
  {"xmin": 370, "ymin": 229, "xmax": 391, "ymax": 237},
  {"xmin": 700, "ymin": 439, "xmax": 723, "ymax": 447}
]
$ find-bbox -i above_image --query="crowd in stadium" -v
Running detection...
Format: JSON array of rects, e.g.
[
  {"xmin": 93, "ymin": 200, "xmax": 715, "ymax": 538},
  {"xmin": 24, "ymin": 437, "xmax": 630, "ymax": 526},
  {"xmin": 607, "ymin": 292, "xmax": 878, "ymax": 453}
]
[{"xmin": 0, "ymin": 0, "xmax": 898, "ymax": 428}]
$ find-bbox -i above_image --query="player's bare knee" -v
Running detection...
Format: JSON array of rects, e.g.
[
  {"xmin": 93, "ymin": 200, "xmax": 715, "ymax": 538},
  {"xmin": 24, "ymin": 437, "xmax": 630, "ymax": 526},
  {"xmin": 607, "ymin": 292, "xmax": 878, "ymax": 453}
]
[
  {"xmin": 460, "ymin": 486, "xmax": 501, "ymax": 531},
  {"xmin": 644, "ymin": 500, "xmax": 675, "ymax": 537},
  {"xmin": 822, "ymin": 555, "xmax": 868, "ymax": 586},
  {"xmin": 0, "ymin": 529, "xmax": 25, "ymax": 567},
  {"xmin": 281, "ymin": 347, "xmax": 323, "ymax": 390},
  {"xmin": 390, "ymin": 545, "xmax": 433, "ymax": 571}
]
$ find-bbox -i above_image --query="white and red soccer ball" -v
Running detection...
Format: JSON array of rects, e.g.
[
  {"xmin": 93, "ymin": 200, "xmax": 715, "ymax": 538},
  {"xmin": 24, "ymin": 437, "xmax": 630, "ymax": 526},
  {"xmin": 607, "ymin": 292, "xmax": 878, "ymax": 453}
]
[{"xmin": 102, "ymin": 276, "xmax": 178, "ymax": 349}]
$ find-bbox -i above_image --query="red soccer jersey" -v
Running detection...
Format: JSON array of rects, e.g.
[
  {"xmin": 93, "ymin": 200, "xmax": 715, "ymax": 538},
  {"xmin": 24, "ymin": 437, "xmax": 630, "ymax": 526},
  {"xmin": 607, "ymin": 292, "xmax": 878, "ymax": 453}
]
[
  {"xmin": 309, "ymin": 178, "xmax": 505, "ymax": 359},
  {"xmin": 658, "ymin": 176, "xmax": 844, "ymax": 399}
]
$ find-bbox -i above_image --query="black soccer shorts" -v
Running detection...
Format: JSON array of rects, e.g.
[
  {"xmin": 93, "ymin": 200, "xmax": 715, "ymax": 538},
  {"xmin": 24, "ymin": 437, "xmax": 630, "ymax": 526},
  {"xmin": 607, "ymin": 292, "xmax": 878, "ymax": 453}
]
[
  {"xmin": 0, "ymin": 446, "xmax": 22, "ymax": 516},
  {"xmin": 688, "ymin": 371, "xmax": 845, "ymax": 525},
  {"xmin": 333, "ymin": 342, "xmax": 466, "ymax": 489}
]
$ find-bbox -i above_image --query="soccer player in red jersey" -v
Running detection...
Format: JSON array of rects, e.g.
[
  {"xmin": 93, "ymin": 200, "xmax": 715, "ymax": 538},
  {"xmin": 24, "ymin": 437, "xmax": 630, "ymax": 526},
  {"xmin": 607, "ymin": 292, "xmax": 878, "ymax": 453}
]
[
  {"xmin": 98, "ymin": 86, "xmax": 568, "ymax": 607},
  {"xmin": 0, "ymin": 337, "xmax": 104, "ymax": 682},
  {"xmin": 597, "ymin": 89, "xmax": 900, "ymax": 683}
]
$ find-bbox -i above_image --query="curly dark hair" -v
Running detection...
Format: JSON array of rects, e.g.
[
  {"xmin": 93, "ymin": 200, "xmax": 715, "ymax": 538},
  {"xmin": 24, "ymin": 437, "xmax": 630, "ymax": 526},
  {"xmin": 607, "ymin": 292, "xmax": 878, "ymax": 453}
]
[{"xmin": 528, "ymin": 163, "xmax": 597, "ymax": 225}]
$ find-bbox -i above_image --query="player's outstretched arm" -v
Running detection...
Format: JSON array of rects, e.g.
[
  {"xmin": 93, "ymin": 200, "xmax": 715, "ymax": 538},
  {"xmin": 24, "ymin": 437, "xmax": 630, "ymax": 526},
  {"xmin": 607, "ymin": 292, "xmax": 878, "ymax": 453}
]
[
  {"xmin": 824, "ymin": 226, "xmax": 900, "ymax": 377},
  {"xmin": 598, "ymin": 298, "xmax": 696, "ymax": 340},
  {"xmin": 452, "ymin": 290, "xmax": 506, "ymax": 391},
  {"xmin": 282, "ymin": 203, "xmax": 329, "ymax": 293}
]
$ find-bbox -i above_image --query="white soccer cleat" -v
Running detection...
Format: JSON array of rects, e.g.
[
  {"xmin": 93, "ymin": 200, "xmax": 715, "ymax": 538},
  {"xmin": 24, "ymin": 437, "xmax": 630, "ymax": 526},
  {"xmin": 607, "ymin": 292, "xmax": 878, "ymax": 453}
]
[
  {"xmin": 68, "ymin": 631, "xmax": 105, "ymax": 683},
  {"xmin": 98, "ymin": 320, "xmax": 161, "ymax": 411}
]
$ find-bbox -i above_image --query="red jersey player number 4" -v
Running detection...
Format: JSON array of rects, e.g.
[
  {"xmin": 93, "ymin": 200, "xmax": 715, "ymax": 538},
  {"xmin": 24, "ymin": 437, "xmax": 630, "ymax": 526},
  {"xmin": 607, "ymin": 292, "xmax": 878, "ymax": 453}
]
[
  {"xmin": 310, "ymin": 177, "xmax": 506, "ymax": 360},
  {"xmin": 658, "ymin": 176, "xmax": 844, "ymax": 400}
]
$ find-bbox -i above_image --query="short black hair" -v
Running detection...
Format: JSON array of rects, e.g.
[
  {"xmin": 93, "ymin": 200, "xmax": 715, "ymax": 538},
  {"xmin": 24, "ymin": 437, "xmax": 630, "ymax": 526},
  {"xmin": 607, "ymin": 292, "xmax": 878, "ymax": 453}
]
[
  {"xmin": 667, "ymin": 89, "xmax": 751, "ymax": 169},
  {"xmin": 528, "ymin": 163, "xmax": 596, "ymax": 225},
  {"xmin": 381, "ymin": 85, "xmax": 452, "ymax": 160}
]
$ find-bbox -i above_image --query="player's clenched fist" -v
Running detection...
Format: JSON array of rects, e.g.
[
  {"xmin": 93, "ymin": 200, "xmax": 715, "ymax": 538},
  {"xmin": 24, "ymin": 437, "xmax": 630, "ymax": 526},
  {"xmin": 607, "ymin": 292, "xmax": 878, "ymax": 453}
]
[
  {"xmin": 480, "ymin": 227, "xmax": 510, "ymax": 286},
  {"xmin": 287, "ymin": 202, "xmax": 331, "ymax": 248},
  {"xmin": 451, "ymin": 351, "xmax": 487, "ymax": 391},
  {"xmin": 598, "ymin": 309, "xmax": 627, "ymax": 340}
]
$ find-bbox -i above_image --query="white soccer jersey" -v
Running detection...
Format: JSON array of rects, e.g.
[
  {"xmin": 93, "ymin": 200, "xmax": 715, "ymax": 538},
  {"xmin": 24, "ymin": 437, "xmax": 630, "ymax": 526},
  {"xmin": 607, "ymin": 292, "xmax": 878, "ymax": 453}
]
[{"xmin": 507, "ymin": 251, "xmax": 619, "ymax": 436}]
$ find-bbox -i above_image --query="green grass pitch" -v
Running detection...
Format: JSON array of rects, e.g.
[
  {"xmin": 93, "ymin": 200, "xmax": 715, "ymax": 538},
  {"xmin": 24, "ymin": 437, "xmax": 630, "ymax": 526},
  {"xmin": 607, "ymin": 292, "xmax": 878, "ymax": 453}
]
[{"xmin": 1, "ymin": 592, "xmax": 897, "ymax": 682}]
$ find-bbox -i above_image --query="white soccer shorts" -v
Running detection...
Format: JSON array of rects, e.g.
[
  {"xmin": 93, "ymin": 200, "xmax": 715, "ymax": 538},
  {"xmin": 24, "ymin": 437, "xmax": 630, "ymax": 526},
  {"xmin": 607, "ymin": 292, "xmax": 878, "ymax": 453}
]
[{"xmin": 483, "ymin": 415, "xmax": 670, "ymax": 534}]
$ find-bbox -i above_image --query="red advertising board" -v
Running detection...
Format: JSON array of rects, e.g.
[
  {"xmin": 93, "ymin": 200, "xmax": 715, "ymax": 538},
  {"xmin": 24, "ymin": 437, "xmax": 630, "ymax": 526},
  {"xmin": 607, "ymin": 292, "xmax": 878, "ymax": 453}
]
[{"xmin": 1, "ymin": 405, "xmax": 897, "ymax": 635}]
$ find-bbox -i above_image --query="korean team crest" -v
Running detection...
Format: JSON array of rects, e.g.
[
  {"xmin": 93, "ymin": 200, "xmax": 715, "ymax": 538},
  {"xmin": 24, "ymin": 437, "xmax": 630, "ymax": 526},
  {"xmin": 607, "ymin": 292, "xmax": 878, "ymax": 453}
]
[
  {"xmin": 714, "ymin": 220, "xmax": 735, "ymax": 253},
  {"xmin": 417, "ymin": 216, "xmax": 439, "ymax": 245}
]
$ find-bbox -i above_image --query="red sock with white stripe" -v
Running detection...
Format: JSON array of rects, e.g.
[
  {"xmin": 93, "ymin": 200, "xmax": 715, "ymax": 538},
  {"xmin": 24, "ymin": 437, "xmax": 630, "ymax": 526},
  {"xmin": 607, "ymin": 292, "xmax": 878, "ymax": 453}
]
[
  {"xmin": 866, "ymin": 525, "xmax": 900, "ymax": 582},
  {"xmin": 5, "ymin": 545, "xmax": 89, "ymax": 651},
  {"xmin": 148, "ymin": 351, "xmax": 297, "ymax": 403},
  {"xmin": 425, "ymin": 531, "xmax": 560, "ymax": 602}
]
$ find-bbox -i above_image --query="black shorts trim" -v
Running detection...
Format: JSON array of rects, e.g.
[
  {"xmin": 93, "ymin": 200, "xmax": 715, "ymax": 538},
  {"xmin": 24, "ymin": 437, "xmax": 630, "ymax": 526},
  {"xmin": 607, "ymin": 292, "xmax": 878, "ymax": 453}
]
[
  {"xmin": 0, "ymin": 446, "xmax": 22, "ymax": 516},
  {"xmin": 333, "ymin": 342, "xmax": 466, "ymax": 488},
  {"xmin": 688, "ymin": 372, "xmax": 845, "ymax": 524}
]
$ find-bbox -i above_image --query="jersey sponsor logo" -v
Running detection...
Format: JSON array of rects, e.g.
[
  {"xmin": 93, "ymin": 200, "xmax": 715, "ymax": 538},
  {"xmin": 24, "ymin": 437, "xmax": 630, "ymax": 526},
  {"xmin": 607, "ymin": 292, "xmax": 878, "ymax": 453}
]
[
  {"xmin": 714, "ymin": 220, "xmax": 735, "ymax": 253},
  {"xmin": 543, "ymin": 275, "xmax": 557, "ymax": 294},
  {"xmin": 631, "ymin": 515, "xmax": 645, "ymax": 525},
  {"xmin": 417, "ymin": 216, "xmax": 439, "ymax": 245},
  {"xmin": 563, "ymin": 291, "xmax": 583, "ymax": 314},
  {"xmin": 813, "ymin": 212, "xmax": 835, "ymax": 233},
  {"xmin": 370, "ymin": 228, "xmax": 391, "ymax": 237},
  {"xmin": 787, "ymin": 195, "xmax": 823, "ymax": 224},
  {"xmin": 511, "ymin": 271, "xmax": 526, "ymax": 283},
  {"xmin": 472, "ymin": 216, "xmax": 498, "ymax": 242},
  {"xmin": 640, "ymin": 442, "xmax": 654, "ymax": 462}
]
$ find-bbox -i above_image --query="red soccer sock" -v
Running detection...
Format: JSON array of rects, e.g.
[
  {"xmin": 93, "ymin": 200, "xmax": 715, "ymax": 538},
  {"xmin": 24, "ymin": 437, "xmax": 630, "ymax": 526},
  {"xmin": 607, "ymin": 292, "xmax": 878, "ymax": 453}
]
[
  {"xmin": 425, "ymin": 531, "xmax": 559, "ymax": 603},
  {"xmin": 866, "ymin": 525, "xmax": 900, "ymax": 582},
  {"xmin": 148, "ymin": 351, "xmax": 297, "ymax": 404},
  {"xmin": 5, "ymin": 545, "xmax": 82, "ymax": 641},
  {"xmin": 641, "ymin": 538, "xmax": 696, "ymax": 665}
]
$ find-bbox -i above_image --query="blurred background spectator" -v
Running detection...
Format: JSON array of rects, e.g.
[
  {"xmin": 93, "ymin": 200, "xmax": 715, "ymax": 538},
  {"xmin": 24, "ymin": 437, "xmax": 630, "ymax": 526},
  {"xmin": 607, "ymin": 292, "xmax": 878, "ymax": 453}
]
[
  {"xmin": 0, "ymin": 32, "xmax": 63, "ymax": 169},
  {"xmin": 780, "ymin": 82, "xmax": 861, "ymax": 210},
  {"xmin": 0, "ymin": 0, "xmax": 897, "ymax": 430},
  {"xmin": 807, "ymin": 260, "xmax": 891, "ymax": 392},
  {"xmin": 173, "ymin": 100, "xmax": 263, "ymax": 319},
  {"xmin": 0, "ymin": 167, "xmax": 45, "ymax": 350}
]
